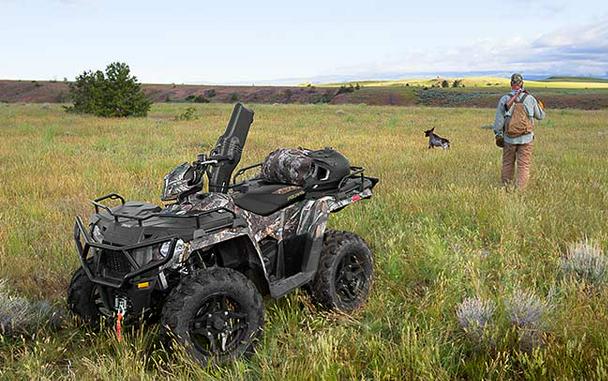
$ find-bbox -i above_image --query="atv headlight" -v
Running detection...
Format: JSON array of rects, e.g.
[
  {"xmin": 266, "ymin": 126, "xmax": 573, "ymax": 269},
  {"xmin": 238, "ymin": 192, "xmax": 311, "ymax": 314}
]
[
  {"xmin": 92, "ymin": 225, "xmax": 103, "ymax": 242},
  {"xmin": 159, "ymin": 239, "xmax": 188, "ymax": 270},
  {"xmin": 160, "ymin": 239, "xmax": 185, "ymax": 259}
]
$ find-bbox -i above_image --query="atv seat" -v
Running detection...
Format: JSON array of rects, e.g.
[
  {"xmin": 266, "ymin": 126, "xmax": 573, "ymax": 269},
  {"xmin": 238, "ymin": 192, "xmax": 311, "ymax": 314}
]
[{"xmin": 233, "ymin": 181, "xmax": 306, "ymax": 216}]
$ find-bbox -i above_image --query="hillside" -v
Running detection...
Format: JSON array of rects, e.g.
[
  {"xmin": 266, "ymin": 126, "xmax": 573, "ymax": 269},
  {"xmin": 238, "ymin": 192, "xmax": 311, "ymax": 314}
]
[
  {"xmin": 2, "ymin": 78, "xmax": 608, "ymax": 110},
  {"xmin": 0, "ymin": 80, "xmax": 338, "ymax": 105}
]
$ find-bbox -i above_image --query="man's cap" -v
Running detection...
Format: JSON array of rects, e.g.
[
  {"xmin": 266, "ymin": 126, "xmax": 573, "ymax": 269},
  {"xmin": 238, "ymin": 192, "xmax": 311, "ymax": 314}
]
[{"xmin": 511, "ymin": 73, "xmax": 524, "ymax": 85}]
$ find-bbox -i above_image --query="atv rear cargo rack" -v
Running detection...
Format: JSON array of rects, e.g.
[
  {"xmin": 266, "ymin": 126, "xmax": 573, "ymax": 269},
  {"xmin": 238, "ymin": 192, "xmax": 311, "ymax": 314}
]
[
  {"xmin": 231, "ymin": 165, "xmax": 378, "ymax": 194},
  {"xmin": 305, "ymin": 166, "xmax": 378, "ymax": 200},
  {"xmin": 338, "ymin": 166, "xmax": 374, "ymax": 192}
]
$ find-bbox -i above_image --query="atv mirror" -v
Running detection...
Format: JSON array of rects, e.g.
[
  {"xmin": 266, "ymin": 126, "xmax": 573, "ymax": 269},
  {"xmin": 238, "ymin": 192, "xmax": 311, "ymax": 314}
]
[{"xmin": 208, "ymin": 103, "xmax": 254, "ymax": 193}]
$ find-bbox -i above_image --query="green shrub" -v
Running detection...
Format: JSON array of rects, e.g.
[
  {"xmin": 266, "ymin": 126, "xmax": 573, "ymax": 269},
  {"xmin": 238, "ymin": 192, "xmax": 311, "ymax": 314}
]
[
  {"xmin": 185, "ymin": 94, "xmax": 209, "ymax": 103},
  {"xmin": 194, "ymin": 95, "xmax": 209, "ymax": 103},
  {"xmin": 174, "ymin": 106, "xmax": 198, "ymax": 121},
  {"xmin": 229, "ymin": 93, "xmax": 239, "ymax": 102},
  {"xmin": 452, "ymin": 79, "xmax": 464, "ymax": 88},
  {"xmin": 65, "ymin": 62, "xmax": 152, "ymax": 117},
  {"xmin": 204, "ymin": 89, "xmax": 216, "ymax": 98},
  {"xmin": 313, "ymin": 90, "xmax": 335, "ymax": 103},
  {"xmin": 336, "ymin": 84, "xmax": 355, "ymax": 95}
]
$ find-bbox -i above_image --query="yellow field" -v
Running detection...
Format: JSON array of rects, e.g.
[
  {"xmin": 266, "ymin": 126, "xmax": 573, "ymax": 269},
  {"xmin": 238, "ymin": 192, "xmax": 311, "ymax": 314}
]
[
  {"xmin": 322, "ymin": 76, "xmax": 608, "ymax": 89},
  {"xmin": 1, "ymin": 103, "xmax": 607, "ymax": 379}
]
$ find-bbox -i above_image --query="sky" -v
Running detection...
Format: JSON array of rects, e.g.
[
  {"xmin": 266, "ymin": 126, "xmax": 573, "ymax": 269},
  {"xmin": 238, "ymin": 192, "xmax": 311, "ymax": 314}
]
[{"xmin": 1, "ymin": 0, "xmax": 607, "ymax": 84}]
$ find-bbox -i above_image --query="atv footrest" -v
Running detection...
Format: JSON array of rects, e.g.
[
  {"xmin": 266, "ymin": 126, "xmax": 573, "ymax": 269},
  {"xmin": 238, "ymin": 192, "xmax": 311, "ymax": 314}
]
[{"xmin": 269, "ymin": 272, "xmax": 314, "ymax": 299}]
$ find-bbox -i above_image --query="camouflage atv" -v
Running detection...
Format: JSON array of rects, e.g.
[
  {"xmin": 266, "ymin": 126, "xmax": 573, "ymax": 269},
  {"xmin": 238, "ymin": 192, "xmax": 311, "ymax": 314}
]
[{"xmin": 68, "ymin": 103, "xmax": 379, "ymax": 363}]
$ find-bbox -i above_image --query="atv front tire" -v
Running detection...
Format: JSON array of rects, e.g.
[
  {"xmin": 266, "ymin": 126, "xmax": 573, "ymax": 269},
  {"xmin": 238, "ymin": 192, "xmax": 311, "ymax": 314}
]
[
  {"xmin": 161, "ymin": 267, "xmax": 264, "ymax": 364},
  {"xmin": 67, "ymin": 266, "xmax": 107, "ymax": 327},
  {"xmin": 311, "ymin": 230, "xmax": 373, "ymax": 311}
]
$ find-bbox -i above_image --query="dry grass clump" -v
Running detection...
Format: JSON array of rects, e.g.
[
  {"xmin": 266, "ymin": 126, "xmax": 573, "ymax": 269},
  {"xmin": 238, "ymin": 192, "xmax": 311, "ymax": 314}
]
[
  {"xmin": 456, "ymin": 297, "xmax": 495, "ymax": 346},
  {"xmin": 505, "ymin": 289, "xmax": 549, "ymax": 352},
  {"xmin": 457, "ymin": 290, "xmax": 551, "ymax": 352},
  {"xmin": 561, "ymin": 240, "xmax": 607, "ymax": 285},
  {"xmin": 0, "ymin": 280, "xmax": 64, "ymax": 337}
]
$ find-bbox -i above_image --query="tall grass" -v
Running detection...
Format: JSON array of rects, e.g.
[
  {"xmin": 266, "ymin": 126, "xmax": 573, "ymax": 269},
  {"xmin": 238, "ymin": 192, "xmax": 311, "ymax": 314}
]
[{"xmin": 0, "ymin": 103, "xmax": 607, "ymax": 379}]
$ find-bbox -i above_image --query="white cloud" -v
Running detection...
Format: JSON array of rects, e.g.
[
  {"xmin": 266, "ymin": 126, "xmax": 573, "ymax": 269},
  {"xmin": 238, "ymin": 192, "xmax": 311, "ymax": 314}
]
[{"xmin": 324, "ymin": 18, "xmax": 608, "ymax": 79}]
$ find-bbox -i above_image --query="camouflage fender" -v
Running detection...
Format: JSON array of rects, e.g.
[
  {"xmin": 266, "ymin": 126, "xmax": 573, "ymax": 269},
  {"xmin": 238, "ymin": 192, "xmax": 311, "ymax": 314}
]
[
  {"xmin": 297, "ymin": 197, "xmax": 331, "ymax": 239},
  {"xmin": 327, "ymin": 188, "xmax": 373, "ymax": 212},
  {"xmin": 181, "ymin": 192, "xmax": 235, "ymax": 213},
  {"xmin": 188, "ymin": 193, "xmax": 333, "ymax": 280},
  {"xmin": 241, "ymin": 202, "xmax": 302, "ymax": 242},
  {"xmin": 190, "ymin": 220, "xmax": 269, "ymax": 277}
]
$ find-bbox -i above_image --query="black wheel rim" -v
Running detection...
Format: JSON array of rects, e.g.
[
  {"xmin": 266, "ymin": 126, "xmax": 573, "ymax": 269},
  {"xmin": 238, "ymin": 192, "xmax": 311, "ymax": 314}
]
[
  {"xmin": 92, "ymin": 286, "xmax": 112, "ymax": 317},
  {"xmin": 335, "ymin": 252, "xmax": 368, "ymax": 304},
  {"xmin": 189, "ymin": 294, "xmax": 249, "ymax": 356}
]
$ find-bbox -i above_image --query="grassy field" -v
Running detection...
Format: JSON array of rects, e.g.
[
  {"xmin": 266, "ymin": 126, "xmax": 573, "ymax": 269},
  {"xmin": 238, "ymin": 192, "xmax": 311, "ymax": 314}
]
[
  {"xmin": 1, "ymin": 103, "xmax": 607, "ymax": 380},
  {"xmin": 324, "ymin": 76, "xmax": 608, "ymax": 89}
]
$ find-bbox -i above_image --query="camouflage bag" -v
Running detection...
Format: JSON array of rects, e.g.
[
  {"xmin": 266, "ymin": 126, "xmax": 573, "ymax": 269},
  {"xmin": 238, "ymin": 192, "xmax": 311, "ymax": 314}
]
[{"xmin": 261, "ymin": 148, "xmax": 313, "ymax": 185}]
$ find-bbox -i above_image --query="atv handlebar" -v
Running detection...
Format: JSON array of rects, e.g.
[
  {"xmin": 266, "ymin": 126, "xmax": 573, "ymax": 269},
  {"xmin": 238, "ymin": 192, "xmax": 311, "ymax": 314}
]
[
  {"xmin": 196, "ymin": 159, "xmax": 218, "ymax": 166},
  {"xmin": 231, "ymin": 162, "xmax": 263, "ymax": 185}
]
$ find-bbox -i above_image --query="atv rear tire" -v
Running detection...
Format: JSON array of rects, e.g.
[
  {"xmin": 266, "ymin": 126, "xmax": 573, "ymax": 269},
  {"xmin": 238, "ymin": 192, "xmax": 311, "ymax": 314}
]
[
  {"xmin": 310, "ymin": 230, "xmax": 373, "ymax": 311},
  {"xmin": 161, "ymin": 267, "xmax": 264, "ymax": 364},
  {"xmin": 67, "ymin": 266, "xmax": 107, "ymax": 327}
]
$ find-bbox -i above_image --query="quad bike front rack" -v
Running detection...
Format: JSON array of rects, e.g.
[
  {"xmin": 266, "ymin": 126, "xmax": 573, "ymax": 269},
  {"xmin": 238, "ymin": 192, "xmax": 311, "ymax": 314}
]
[
  {"xmin": 74, "ymin": 193, "xmax": 243, "ymax": 288},
  {"xmin": 90, "ymin": 193, "xmax": 238, "ymax": 230},
  {"xmin": 74, "ymin": 217, "xmax": 179, "ymax": 288}
]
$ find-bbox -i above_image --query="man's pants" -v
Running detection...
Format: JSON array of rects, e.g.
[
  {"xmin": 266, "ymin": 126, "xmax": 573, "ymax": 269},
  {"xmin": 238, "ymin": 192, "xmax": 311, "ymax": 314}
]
[{"xmin": 501, "ymin": 142, "xmax": 533, "ymax": 189}]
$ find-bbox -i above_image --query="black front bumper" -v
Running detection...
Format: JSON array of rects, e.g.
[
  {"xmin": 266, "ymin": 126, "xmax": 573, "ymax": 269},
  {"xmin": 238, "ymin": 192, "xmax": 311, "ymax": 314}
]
[{"xmin": 73, "ymin": 216, "xmax": 178, "ymax": 289}]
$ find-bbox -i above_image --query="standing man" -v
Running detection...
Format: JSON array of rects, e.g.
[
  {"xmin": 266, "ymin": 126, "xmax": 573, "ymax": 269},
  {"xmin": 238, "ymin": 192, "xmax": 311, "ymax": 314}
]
[{"xmin": 493, "ymin": 73, "xmax": 545, "ymax": 190}]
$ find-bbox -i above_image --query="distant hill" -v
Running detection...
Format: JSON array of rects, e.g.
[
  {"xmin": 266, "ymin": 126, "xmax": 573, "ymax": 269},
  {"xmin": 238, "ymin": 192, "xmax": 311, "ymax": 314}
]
[
  {"xmin": 541, "ymin": 76, "xmax": 608, "ymax": 83},
  {"xmin": 1, "ymin": 78, "xmax": 608, "ymax": 109},
  {"xmin": 0, "ymin": 80, "xmax": 339, "ymax": 105}
]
